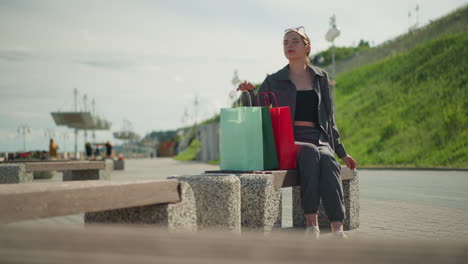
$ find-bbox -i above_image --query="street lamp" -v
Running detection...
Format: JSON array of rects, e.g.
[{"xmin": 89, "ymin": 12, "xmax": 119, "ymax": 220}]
[
  {"xmin": 181, "ymin": 108, "xmax": 189, "ymax": 126},
  {"xmin": 58, "ymin": 132, "xmax": 70, "ymax": 152},
  {"xmin": 325, "ymin": 14, "xmax": 341, "ymax": 82},
  {"xmin": 17, "ymin": 124, "xmax": 31, "ymax": 151},
  {"xmin": 193, "ymin": 95, "xmax": 199, "ymax": 125},
  {"xmin": 230, "ymin": 69, "xmax": 241, "ymax": 106},
  {"xmin": 44, "ymin": 129, "xmax": 55, "ymax": 140}
]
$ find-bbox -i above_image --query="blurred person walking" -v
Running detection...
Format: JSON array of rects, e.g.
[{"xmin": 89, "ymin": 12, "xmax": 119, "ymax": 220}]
[
  {"xmin": 49, "ymin": 139, "xmax": 59, "ymax": 159},
  {"xmin": 105, "ymin": 141, "xmax": 113, "ymax": 159},
  {"xmin": 85, "ymin": 142, "xmax": 93, "ymax": 160}
]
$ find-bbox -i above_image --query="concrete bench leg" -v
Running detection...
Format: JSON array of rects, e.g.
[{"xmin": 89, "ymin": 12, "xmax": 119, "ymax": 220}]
[
  {"xmin": 202, "ymin": 173, "xmax": 282, "ymax": 232},
  {"xmin": 293, "ymin": 175, "xmax": 360, "ymax": 230},
  {"xmin": 33, "ymin": 171, "xmax": 57, "ymax": 179},
  {"xmin": 113, "ymin": 159, "xmax": 124, "ymax": 170},
  {"xmin": 342, "ymin": 176, "xmax": 360, "ymax": 230},
  {"xmin": 63, "ymin": 160, "xmax": 113, "ymax": 181},
  {"xmin": 171, "ymin": 174, "xmax": 241, "ymax": 232},
  {"xmin": 237, "ymin": 174, "xmax": 282, "ymax": 232},
  {"xmin": 0, "ymin": 164, "xmax": 33, "ymax": 184},
  {"xmin": 84, "ymin": 182, "xmax": 197, "ymax": 232}
]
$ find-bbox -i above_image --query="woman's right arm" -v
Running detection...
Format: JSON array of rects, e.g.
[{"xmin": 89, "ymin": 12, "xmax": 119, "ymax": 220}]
[{"xmin": 237, "ymin": 76, "xmax": 271, "ymax": 106}]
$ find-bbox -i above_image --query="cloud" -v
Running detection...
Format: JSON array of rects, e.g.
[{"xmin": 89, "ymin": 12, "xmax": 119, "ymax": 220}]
[
  {"xmin": 8, "ymin": 111, "xmax": 48, "ymax": 120},
  {"xmin": 172, "ymin": 75, "xmax": 184, "ymax": 83},
  {"xmin": 0, "ymin": 130, "xmax": 16, "ymax": 140},
  {"xmin": 74, "ymin": 59, "xmax": 134, "ymax": 70},
  {"xmin": 73, "ymin": 54, "xmax": 258, "ymax": 72},
  {"xmin": 0, "ymin": 49, "xmax": 33, "ymax": 62}
]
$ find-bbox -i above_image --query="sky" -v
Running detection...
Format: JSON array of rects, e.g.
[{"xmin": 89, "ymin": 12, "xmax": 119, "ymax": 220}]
[{"xmin": 1, "ymin": 0, "xmax": 467, "ymax": 152}]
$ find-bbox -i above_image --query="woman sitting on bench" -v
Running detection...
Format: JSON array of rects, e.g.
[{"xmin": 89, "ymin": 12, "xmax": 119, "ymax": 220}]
[{"xmin": 238, "ymin": 26, "xmax": 356, "ymax": 239}]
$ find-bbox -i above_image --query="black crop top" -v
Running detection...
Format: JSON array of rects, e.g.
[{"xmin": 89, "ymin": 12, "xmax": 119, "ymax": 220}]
[{"xmin": 295, "ymin": 90, "xmax": 318, "ymax": 123}]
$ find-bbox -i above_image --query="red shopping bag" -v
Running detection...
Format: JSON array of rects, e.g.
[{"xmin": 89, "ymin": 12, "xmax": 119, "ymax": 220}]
[{"xmin": 257, "ymin": 92, "xmax": 297, "ymax": 169}]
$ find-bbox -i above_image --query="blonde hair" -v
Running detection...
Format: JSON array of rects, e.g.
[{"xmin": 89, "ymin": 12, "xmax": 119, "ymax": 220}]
[{"xmin": 284, "ymin": 29, "xmax": 312, "ymax": 66}]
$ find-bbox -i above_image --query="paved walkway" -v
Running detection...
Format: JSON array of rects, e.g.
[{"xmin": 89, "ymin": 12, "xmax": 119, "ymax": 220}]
[{"xmin": 10, "ymin": 158, "xmax": 468, "ymax": 241}]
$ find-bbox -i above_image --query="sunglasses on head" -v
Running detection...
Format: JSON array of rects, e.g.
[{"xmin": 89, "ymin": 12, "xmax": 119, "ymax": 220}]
[{"xmin": 284, "ymin": 26, "xmax": 306, "ymax": 34}]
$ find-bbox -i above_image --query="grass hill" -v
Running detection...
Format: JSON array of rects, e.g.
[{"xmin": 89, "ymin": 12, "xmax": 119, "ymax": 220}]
[
  {"xmin": 334, "ymin": 32, "xmax": 467, "ymax": 167},
  {"xmin": 327, "ymin": 4, "xmax": 468, "ymax": 75}
]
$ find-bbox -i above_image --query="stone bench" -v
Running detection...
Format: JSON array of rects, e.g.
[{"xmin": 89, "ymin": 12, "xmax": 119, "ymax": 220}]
[
  {"xmin": 0, "ymin": 160, "xmax": 113, "ymax": 184},
  {"xmin": 201, "ymin": 171, "xmax": 282, "ymax": 232},
  {"xmin": 0, "ymin": 180, "xmax": 197, "ymax": 231},
  {"xmin": 168, "ymin": 174, "xmax": 241, "ymax": 232},
  {"xmin": 204, "ymin": 166, "xmax": 359, "ymax": 231},
  {"xmin": 113, "ymin": 159, "xmax": 125, "ymax": 170}
]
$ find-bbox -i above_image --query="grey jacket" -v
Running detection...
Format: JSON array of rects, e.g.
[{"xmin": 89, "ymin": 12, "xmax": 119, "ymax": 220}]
[{"xmin": 243, "ymin": 64, "xmax": 348, "ymax": 159}]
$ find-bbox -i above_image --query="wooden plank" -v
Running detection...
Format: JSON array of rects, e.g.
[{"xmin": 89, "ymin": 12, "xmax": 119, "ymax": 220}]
[
  {"xmin": 206, "ymin": 166, "xmax": 356, "ymax": 190},
  {"xmin": 3, "ymin": 159, "xmax": 61, "ymax": 163},
  {"xmin": 271, "ymin": 170, "xmax": 298, "ymax": 189},
  {"xmin": 204, "ymin": 170, "xmax": 269, "ymax": 174},
  {"xmin": 340, "ymin": 166, "xmax": 357, "ymax": 180},
  {"xmin": 0, "ymin": 180, "xmax": 181, "ymax": 224},
  {"xmin": 0, "ymin": 225, "xmax": 467, "ymax": 264},
  {"xmin": 24, "ymin": 161, "xmax": 105, "ymax": 172},
  {"xmin": 271, "ymin": 166, "xmax": 356, "ymax": 189}
]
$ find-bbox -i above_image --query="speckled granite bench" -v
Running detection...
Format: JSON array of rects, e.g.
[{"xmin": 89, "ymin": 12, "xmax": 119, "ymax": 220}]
[
  {"xmin": 62, "ymin": 160, "xmax": 113, "ymax": 181},
  {"xmin": 203, "ymin": 171, "xmax": 282, "ymax": 232},
  {"xmin": 168, "ymin": 174, "xmax": 241, "ymax": 232},
  {"xmin": 0, "ymin": 160, "xmax": 112, "ymax": 184},
  {"xmin": 113, "ymin": 159, "xmax": 124, "ymax": 170},
  {"xmin": 205, "ymin": 166, "xmax": 359, "ymax": 231},
  {"xmin": 0, "ymin": 180, "xmax": 197, "ymax": 232}
]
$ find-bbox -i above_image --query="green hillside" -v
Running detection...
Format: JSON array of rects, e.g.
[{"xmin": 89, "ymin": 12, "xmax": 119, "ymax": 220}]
[
  {"xmin": 334, "ymin": 32, "xmax": 468, "ymax": 167},
  {"xmin": 328, "ymin": 5, "xmax": 468, "ymax": 75}
]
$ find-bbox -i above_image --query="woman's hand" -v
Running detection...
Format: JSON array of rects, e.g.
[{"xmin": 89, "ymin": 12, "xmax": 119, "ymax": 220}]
[
  {"xmin": 341, "ymin": 155, "xmax": 356, "ymax": 170},
  {"xmin": 237, "ymin": 81, "xmax": 256, "ymax": 91}
]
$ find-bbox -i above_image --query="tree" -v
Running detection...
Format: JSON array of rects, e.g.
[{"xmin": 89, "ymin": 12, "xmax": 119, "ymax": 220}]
[{"xmin": 358, "ymin": 39, "xmax": 370, "ymax": 48}]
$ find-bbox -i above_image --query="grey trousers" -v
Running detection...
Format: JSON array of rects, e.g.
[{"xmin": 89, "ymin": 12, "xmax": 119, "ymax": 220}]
[{"xmin": 294, "ymin": 126, "xmax": 345, "ymax": 222}]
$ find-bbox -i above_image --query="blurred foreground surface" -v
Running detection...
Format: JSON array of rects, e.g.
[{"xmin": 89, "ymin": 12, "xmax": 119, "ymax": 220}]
[{"xmin": 1, "ymin": 224, "xmax": 467, "ymax": 264}]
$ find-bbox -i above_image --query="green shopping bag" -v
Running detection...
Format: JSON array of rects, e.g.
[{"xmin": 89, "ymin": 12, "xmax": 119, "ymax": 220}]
[
  {"xmin": 220, "ymin": 92, "xmax": 278, "ymax": 171},
  {"xmin": 260, "ymin": 106, "xmax": 279, "ymax": 170}
]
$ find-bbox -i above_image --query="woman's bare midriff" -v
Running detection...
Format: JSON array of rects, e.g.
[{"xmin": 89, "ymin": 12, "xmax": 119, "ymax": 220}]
[{"xmin": 294, "ymin": 121, "xmax": 317, "ymax": 127}]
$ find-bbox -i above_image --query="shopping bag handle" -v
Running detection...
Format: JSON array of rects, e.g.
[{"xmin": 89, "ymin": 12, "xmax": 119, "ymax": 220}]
[
  {"xmin": 236, "ymin": 90, "xmax": 252, "ymax": 107},
  {"xmin": 257, "ymin": 91, "xmax": 278, "ymax": 107},
  {"xmin": 256, "ymin": 92, "xmax": 269, "ymax": 106}
]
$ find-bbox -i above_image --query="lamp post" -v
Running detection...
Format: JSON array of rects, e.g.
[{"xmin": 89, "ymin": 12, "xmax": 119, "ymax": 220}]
[
  {"xmin": 17, "ymin": 124, "xmax": 31, "ymax": 151},
  {"xmin": 193, "ymin": 95, "xmax": 199, "ymax": 126},
  {"xmin": 325, "ymin": 14, "xmax": 341, "ymax": 82},
  {"xmin": 181, "ymin": 108, "xmax": 189, "ymax": 126},
  {"xmin": 44, "ymin": 129, "xmax": 55, "ymax": 140},
  {"xmin": 230, "ymin": 69, "xmax": 241, "ymax": 106},
  {"xmin": 59, "ymin": 132, "xmax": 69, "ymax": 153}
]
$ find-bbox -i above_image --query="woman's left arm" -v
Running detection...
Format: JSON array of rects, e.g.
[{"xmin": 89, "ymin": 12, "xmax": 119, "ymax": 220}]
[{"xmin": 322, "ymin": 72, "xmax": 356, "ymax": 170}]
